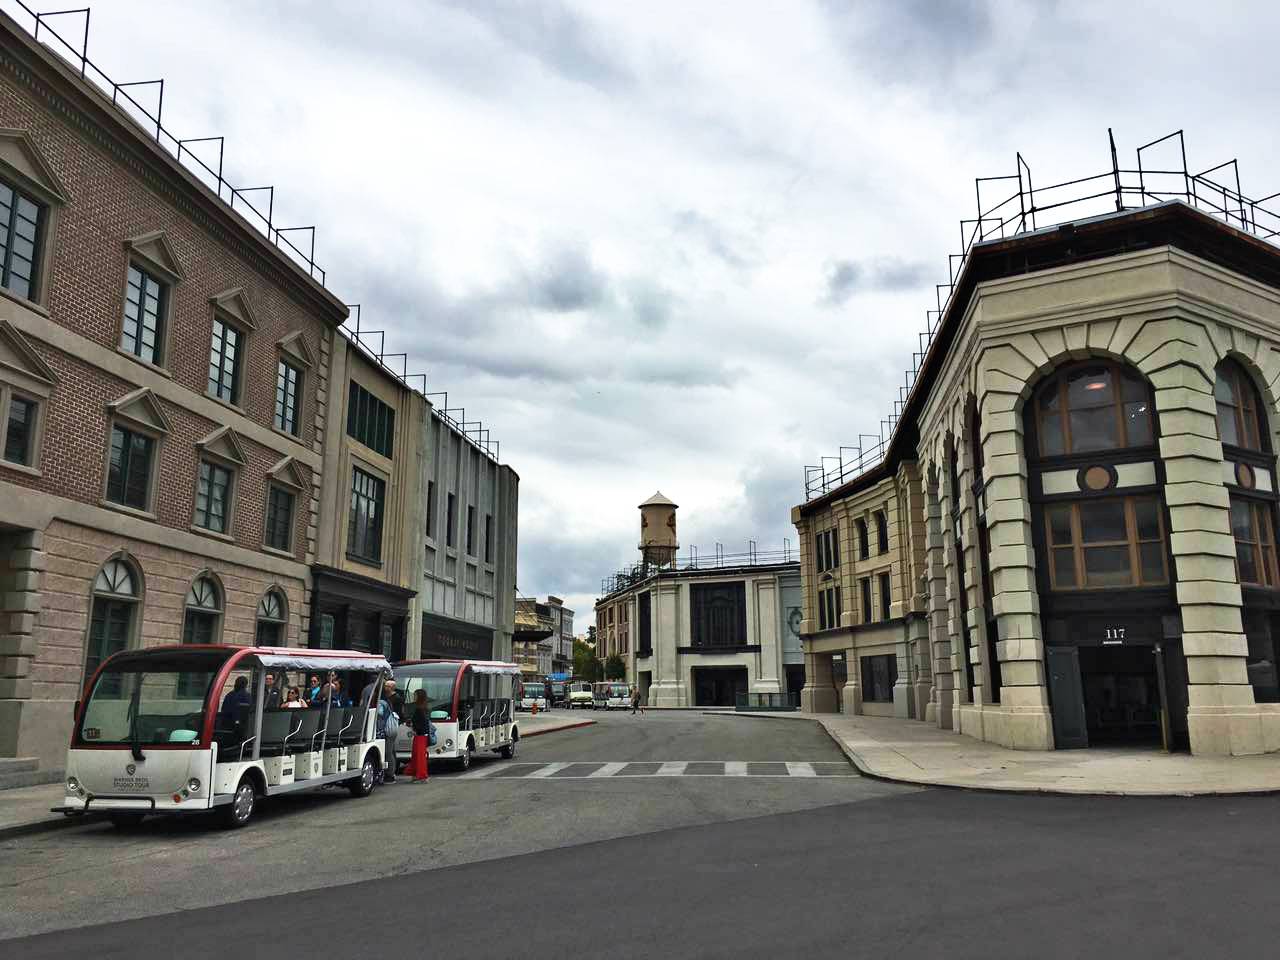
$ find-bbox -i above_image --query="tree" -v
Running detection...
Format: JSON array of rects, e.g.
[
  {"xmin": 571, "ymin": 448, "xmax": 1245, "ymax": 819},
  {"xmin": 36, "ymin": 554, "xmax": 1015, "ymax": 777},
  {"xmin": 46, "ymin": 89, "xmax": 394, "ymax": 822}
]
[
  {"xmin": 605, "ymin": 654, "xmax": 626, "ymax": 680},
  {"xmin": 574, "ymin": 637, "xmax": 602, "ymax": 681}
]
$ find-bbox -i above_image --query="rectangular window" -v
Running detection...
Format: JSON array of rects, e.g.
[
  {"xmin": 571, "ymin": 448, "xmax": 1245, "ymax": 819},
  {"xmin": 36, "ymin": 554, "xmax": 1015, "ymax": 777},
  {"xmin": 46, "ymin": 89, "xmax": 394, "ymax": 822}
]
[
  {"xmin": 1043, "ymin": 496, "xmax": 1168, "ymax": 591},
  {"xmin": 3, "ymin": 394, "xmax": 36, "ymax": 465},
  {"xmin": 857, "ymin": 519, "xmax": 869, "ymax": 560},
  {"xmin": 466, "ymin": 505, "xmax": 476, "ymax": 555},
  {"xmin": 105, "ymin": 425, "xmax": 154, "ymax": 511},
  {"xmin": 193, "ymin": 460, "xmax": 233, "ymax": 533},
  {"xmin": 274, "ymin": 360, "xmax": 302, "ymax": 435},
  {"xmin": 485, "ymin": 513, "xmax": 494, "ymax": 563},
  {"xmin": 689, "ymin": 582, "xmax": 748, "ymax": 648},
  {"xmin": 348, "ymin": 467, "xmax": 385, "ymax": 562},
  {"xmin": 0, "ymin": 179, "xmax": 44, "ymax": 301},
  {"xmin": 426, "ymin": 480, "xmax": 436, "ymax": 538},
  {"xmin": 346, "ymin": 381, "xmax": 395, "ymax": 458},
  {"xmin": 638, "ymin": 592, "xmax": 652, "ymax": 655},
  {"xmin": 446, "ymin": 492, "xmax": 456, "ymax": 547},
  {"xmin": 860, "ymin": 654, "xmax": 898, "ymax": 703},
  {"xmin": 860, "ymin": 577, "xmax": 872, "ymax": 624},
  {"xmin": 121, "ymin": 264, "xmax": 167, "ymax": 365},
  {"xmin": 265, "ymin": 485, "xmax": 295, "ymax": 552},
  {"xmin": 876, "ymin": 511, "xmax": 889, "ymax": 554},
  {"xmin": 815, "ymin": 528, "xmax": 840, "ymax": 573},
  {"xmin": 817, "ymin": 586, "xmax": 842, "ymax": 631},
  {"xmin": 1231, "ymin": 495, "xmax": 1279, "ymax": 588},
  {"xmin": 207, "ymin": 317, "xmax": 242, "ymax": 404},
  {"xmin": 879, "ymin": 572, "xmax": 892, "ymax": 621}
]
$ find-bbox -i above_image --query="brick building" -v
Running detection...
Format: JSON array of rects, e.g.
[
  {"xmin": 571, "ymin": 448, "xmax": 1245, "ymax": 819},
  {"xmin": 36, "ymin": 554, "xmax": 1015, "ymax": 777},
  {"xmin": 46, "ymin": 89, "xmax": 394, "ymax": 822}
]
[{"xmin": 0, "ymin": 13, "xmax": 346, "ymax": 774}]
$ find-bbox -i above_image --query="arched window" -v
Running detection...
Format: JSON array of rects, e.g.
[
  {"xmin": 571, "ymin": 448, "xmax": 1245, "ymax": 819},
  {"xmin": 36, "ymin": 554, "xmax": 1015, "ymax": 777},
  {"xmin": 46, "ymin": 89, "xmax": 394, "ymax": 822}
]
[
  {"xmin": 1034, "ymin": 361, "xmax": 1154, "ymax": 457},
  {"xmin": 183, "ymin": 574, "xmax": 222, "ymax": 645},
  {"xmin": 255, "ymin": 589, "xmax": 287, "ymax": 645},
  {"xmin": 83, "ymin": 556, "xmax": 140, "ymax": 693},
  {"xmin": 1216, "ymin": 359, "xmax": 1266, "ymax": 452}
]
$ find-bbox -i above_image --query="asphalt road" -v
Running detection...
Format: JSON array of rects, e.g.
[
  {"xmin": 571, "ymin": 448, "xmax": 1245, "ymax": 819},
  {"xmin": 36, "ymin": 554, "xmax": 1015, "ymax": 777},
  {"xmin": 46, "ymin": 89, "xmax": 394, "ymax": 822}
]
[{"xmin": 6, "ymin": 713, "xmax": 1280, "ymax": 958}]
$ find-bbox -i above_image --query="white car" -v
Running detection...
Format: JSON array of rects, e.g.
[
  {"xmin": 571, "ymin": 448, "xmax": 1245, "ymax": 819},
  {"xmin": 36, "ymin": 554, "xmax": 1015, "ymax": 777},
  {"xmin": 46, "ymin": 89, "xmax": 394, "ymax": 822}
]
[{"xmin": 567, "ymin": 682, "xmax": 593, "ymax": 709}]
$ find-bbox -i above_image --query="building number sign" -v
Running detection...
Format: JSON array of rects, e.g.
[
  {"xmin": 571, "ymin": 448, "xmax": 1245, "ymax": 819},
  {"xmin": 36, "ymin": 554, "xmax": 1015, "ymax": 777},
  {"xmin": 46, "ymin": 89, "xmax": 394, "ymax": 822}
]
[{"xmin": 1103, "ymin": 626, "xmax": 1125, "ymax": 644}]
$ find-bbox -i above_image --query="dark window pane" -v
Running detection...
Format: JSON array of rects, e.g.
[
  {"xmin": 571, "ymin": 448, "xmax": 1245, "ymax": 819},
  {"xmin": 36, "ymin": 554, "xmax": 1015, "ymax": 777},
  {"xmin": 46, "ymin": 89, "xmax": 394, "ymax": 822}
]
[
  {"xmin": 0, "ymin": 180, "xmax": 42, "ymax": 300},
  {"xmin": 1052, "ymin": 547, "xmax": 1077, "ymax": 587},
  {"xmin": 1079, "ymin": 501, "xmax": 1126, "ymax": 543},
  {"xmin": 1139, "ymin": 542, "xmax": 1166, "ymax": 584},
  {"xmin": 1217, "ymin": 401, "xmax": 1240, "ymax": 446},
  {"xmin": 1231, "ymin": 498, "xmax": 1254, "ymax": 542},
  {"xmin": 1083, "ymin": 545, "xmax": 1131, "ymax": 587},
  {"xmin": 1067, "ymin": 367, "xmax": 1114, "ymax": 407},
  {"xmin": 1214, "ymin": 371, "xmax": 1235, "ymax": 404},
  {"xmin": 1120, "ymin": 370, "xmax": 1148, "ymax": 402},
  {"xmin": 1237, "ymin": 540, "xmax": 1260, "ymax": 586},
  {"xmin": 1123, "ymin": 401, "xmax": 1152, "ymax": 445},
  {"xmin": 1134, "ymin": 499, "xmax": 1161, "ymax": 541},
  {"xmin": 1047, "ymin": 505, "xmax": 1073, "ymax": 546},
  {"xmin": 3, "ymin": 396, "xmax": 35, "ymax": 464},
  {"xmin": 106, "ymin": 426, "xmax": 152, "ymax": 510},
  {"xmin": 345, "ymin": 382, "xmax": 395, "ymax": 457},
  {"xmin": 1039, "ymin": 411, "xmax": 1065, "ymax": 456},
  {"xmin": 1069, "ymin": 407, "xmax": 1120, "ymax": 452}
]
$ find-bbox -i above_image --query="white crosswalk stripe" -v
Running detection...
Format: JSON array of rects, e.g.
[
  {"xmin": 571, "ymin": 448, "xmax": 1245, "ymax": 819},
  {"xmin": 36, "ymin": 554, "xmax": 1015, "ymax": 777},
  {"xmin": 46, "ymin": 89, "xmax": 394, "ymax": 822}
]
[{"xmin": 452, "ymin": 760, "xmax": 856, "ymax": 780}]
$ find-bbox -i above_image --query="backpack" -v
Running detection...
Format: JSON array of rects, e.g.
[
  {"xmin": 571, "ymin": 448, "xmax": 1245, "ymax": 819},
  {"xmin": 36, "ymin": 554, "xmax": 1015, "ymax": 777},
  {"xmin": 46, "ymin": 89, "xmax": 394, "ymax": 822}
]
[{"xmin": 377, "ymin": 699, "xmax": 400, "ymax": 739}]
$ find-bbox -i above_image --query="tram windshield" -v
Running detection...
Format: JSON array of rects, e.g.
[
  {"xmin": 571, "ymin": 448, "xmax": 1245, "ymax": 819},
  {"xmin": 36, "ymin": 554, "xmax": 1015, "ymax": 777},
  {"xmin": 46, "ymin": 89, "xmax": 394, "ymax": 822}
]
[
  {"xmin": 74, "ymin": 649, "xmax": 229, "ymax": 748},
  {"xmin": 522, "ymin": 682, "xmax": 546, "ymax": 698},
  {"xmin": 397, "ymin": 662, "xmax": 463, "ymax": 719}
]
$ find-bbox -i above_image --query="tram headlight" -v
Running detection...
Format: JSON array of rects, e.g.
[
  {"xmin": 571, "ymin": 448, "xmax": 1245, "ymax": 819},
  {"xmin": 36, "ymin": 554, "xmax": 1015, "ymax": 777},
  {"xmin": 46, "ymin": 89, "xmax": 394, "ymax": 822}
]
[
  {"xmin": 445, "ymin": 738, "xmax": 454, "ymax": 749},
  {"xmin": 188, "ymin": 778, "xmax": 201, "ymax": 793}
]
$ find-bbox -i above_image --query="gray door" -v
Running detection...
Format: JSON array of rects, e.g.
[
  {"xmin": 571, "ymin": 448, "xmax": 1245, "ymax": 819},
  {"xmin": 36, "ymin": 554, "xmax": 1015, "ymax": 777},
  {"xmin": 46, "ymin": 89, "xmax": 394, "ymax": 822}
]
[{"xmin": 1047, "ymin": 646, "xmax": 1088, "ymax": 749}]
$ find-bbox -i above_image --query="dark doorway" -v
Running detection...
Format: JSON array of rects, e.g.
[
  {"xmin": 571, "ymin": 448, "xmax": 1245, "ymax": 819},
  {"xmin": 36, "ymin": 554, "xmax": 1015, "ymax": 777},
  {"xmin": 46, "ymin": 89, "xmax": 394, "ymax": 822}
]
[
  {"xmin": 785, "ymin": 665, "xmax": 805, "ymax": 703},
  {"xmin": 692, "ymin": 667, "xmax": 747, "ymax": 707},
  {"xmin": 1078, "ymin": 645, "xmax": 1162, "ymax": 746}
]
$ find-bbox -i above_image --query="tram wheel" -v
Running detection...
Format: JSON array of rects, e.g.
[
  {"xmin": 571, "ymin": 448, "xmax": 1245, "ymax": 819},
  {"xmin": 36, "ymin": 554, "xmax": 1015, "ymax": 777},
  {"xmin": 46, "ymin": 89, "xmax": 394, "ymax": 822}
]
[
  {"xmin": 220, "ymin": 776, "xmax": 256, "ymax": 829},
  {"xmin": 348, "ymin": 752, "xmax": 377, "ymax": 797}
]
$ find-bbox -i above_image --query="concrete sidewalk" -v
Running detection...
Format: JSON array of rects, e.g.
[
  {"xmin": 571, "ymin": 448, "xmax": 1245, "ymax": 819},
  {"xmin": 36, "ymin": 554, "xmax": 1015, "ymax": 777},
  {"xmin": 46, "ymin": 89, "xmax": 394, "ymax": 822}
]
[
  {"xmin": 724, "ymin": 711, "xmax": 1280, "ymax": 796},
  {"xmin": 0, "ymin": 715, "xmax": 596, "ymax": 840}
]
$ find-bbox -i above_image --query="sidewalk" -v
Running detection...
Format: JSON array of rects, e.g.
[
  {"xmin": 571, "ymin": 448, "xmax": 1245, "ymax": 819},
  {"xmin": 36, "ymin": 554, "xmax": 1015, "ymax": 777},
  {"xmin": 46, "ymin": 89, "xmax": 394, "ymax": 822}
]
[
  {"xmin": 725, "ymin": 711, "xmax": 1280, "ymax": 796},
  {"xmin": 0, "ymin": 715, "xmax": 596, "ymax": 840}
]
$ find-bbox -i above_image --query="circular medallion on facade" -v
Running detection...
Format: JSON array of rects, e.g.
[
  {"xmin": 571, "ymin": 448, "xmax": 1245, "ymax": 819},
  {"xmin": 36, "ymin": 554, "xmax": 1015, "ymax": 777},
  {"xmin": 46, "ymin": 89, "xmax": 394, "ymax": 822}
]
[
  {"xmin": 1236, "ymin": 461, "xmax": 1256, "ymax": 490},
  {"xmin": 1080, "ymin": 465, "xmax": 1115, "ymax": 491}
]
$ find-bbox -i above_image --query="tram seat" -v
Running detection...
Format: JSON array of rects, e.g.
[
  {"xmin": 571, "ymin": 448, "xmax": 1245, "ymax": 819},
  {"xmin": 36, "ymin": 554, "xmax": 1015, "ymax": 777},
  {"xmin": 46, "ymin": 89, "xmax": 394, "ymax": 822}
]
[
  {"xmin": 258, "ymin": 711, "xmax": 300, "ymax": 757},
  {"xmin": 292, "ymin": 710, "xmax": 322, "ymax": 753},
  {"xmin": 339, "ymin": 707, "xmax": 366, "ymax": 746},
  {"xmin": 214, "ymin": 702, "xmax": 255, "ymax": 755},
  {"xmin": 319, "ymin": 707, "xmax": 348, "ymax": 748}
]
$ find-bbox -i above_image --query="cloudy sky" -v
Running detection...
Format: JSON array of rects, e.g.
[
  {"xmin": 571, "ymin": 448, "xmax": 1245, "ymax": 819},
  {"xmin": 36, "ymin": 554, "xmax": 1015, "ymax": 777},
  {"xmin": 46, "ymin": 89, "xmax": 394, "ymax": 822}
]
[{"xmin": 49, "ymin": 0, "xmax": 1280, "ymax": 623}]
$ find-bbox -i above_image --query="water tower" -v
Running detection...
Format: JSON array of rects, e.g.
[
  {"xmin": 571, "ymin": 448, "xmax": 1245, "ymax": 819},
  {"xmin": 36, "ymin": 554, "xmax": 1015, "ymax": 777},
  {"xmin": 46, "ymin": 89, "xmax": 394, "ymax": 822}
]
[{"xmin": 638, "ymin": 491, "xmax": 679, "ymax": 569}]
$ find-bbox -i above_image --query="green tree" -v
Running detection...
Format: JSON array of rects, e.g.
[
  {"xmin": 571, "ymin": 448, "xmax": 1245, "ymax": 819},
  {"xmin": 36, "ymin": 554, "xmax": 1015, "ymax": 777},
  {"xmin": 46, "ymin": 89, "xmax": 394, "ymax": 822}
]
[
  {"xmin": 605, "ymin": 654, "xmax": 626, "ymax": 680},
  {"xmin": 574, "ymin": 636, "xmax": 602, "ymax": 681}
]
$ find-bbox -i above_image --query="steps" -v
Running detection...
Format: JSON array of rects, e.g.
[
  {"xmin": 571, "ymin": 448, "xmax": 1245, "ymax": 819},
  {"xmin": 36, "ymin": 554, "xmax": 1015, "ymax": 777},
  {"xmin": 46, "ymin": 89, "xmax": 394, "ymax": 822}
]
[{"xmin": 0, "ymin": 758, "xmax": 64, "ymax": 791}]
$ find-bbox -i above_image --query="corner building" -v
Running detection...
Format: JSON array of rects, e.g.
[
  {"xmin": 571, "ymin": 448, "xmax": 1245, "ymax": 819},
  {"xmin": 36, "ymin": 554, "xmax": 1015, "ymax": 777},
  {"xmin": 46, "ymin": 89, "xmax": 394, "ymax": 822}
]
[
  {"xmin": 0, "ymin": 16, "xmax": 345, "ymax": 773},
  {"xmin": 797, "ymin": 200, "xmax": 1280, "ymax": 756}
]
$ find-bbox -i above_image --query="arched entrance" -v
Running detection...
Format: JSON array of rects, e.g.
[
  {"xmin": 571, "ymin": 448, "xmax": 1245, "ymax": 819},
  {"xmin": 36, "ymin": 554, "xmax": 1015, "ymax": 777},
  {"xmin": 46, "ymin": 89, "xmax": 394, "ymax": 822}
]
[{"xmin": 1025, "ymin": 359, "xmax": 1188, "ymax": 749}]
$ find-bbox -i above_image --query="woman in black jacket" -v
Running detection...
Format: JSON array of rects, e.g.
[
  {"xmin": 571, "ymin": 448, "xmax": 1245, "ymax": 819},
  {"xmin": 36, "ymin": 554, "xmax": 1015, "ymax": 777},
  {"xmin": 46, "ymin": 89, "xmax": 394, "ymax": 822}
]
[{"xmin": 406, "ymin": 689, "xmax": 433, "ymax": 782}]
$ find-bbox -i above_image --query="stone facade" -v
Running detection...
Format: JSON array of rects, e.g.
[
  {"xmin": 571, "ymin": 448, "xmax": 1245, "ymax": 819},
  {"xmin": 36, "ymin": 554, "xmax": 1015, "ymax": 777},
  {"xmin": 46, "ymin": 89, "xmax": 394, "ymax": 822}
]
[{"xmin": 796, "ymin": 200, "xmax": 1280, "ymax": 757}]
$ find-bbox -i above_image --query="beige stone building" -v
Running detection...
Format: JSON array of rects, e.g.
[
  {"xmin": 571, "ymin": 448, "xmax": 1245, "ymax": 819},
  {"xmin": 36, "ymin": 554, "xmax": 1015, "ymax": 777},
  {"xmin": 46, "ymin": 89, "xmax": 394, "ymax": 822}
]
[{"xmin": 796, "ymin": 186, "xmax": 1280, "ymax": 757}]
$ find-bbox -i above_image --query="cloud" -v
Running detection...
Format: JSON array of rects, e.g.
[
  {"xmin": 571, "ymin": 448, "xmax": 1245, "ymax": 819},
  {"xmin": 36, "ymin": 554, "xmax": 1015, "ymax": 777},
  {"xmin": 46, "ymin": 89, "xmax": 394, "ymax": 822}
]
[
  {"xmin": 821, "ymin": 257, "xmax": 931, "ymax": 306},
  {"xmin": 672, "ymin": 209, "xmax": 756, "ymax": 270},
  {"xmin": 527, "ymin": 244, "xmax": 610, "ymax": 312}
]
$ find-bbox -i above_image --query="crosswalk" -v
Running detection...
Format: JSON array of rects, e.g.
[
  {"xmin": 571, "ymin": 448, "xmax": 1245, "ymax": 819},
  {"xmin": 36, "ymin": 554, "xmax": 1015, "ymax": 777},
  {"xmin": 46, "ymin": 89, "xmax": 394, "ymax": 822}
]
[{"xmin": 458, "ymin": 760, "xmax": 856, "ymax": 780}]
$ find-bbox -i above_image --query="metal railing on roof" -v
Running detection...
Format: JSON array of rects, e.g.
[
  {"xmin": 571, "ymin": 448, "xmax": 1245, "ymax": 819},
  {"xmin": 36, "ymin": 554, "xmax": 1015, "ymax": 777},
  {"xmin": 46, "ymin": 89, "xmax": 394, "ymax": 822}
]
[
  {"xmin": 803, "ymin": 129, "xmax": 1280, "ymax": 501},
  {"xmin": 601, "ymin": 541, "xmax": 797, "ymax": 596},
  {"xmin": 3, "ymin": 1, "xmax": 502, "ymax": 464}
]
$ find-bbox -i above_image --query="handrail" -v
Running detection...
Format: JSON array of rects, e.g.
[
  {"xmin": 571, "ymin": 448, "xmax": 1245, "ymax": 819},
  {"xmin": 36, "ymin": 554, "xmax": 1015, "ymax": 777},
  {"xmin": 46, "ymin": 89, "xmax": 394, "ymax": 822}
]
[
  {"xmin": 281, "ymin": 716, "xmax": 303, "ymax": 754},
  {"xmin": 237, "ymin": 735, "xmax": 257, "ymax": 762}
]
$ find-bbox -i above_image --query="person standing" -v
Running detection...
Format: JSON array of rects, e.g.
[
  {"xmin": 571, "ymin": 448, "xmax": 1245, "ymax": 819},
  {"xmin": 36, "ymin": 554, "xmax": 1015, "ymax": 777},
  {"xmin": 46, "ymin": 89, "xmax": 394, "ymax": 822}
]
[
  {"xmin": 377, "ymin": 679, "xmax": 403, "ymax": 783},
  {"xmin": 405, "ymin": 689, "xmax": 433, "ymax": 782},
  {"xmin": 631, "ymin": 685, "xmax": 644, "ymax": 716}
]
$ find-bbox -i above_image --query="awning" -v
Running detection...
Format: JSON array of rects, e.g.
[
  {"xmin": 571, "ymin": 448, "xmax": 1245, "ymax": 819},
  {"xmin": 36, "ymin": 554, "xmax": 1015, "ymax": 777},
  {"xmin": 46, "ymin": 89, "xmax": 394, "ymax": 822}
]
[{"xmin": 256, "ymin": 652, "xmax": 390, "ymax": 673}]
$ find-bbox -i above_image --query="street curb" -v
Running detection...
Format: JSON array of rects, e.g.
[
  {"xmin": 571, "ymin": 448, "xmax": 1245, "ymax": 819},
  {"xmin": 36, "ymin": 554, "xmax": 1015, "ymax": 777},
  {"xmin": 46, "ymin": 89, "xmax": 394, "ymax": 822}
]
[
  {"xmin": 705, "ymin": 712, "xmax": 1280, "ymax": 799},
  {"xmin": 520, "ymin": 719, "xmax": 596, "ymax": 739},
  {"xmin": 0, "ymin": 811, "xmax": 106, "ymax": 841}
]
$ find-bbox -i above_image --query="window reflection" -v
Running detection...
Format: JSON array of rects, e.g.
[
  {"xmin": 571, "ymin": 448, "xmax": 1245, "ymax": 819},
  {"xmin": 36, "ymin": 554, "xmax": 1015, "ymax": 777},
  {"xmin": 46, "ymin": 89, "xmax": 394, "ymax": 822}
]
[{"xmin": 1035, "ymin": 362, "xmax": 1153, "ymax": 457}]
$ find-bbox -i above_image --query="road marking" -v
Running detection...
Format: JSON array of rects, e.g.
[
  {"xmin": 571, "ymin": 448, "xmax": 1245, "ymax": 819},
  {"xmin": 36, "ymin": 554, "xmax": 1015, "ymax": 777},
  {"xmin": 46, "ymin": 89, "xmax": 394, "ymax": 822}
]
[
  {"xmin": 786, "ymin": 762, "xmax": 817, "ymax": 777},
  {"xmin": 657, "ymin": 761, "xmax": 688, "ymax": 776},
  {"xmin": 526, "ymin": 762, "xmax": 572, "ymax": 779},
  {"xmin": 725, "ymin": 762, "xmax": 748, "ymax": 776},
  {"xmin": 458, "ymin": 762, "xmax": 509, "ymax": 779},
  {"xmin": 588, "ymin": 762, "xmax": 628, "ymax": 778}
]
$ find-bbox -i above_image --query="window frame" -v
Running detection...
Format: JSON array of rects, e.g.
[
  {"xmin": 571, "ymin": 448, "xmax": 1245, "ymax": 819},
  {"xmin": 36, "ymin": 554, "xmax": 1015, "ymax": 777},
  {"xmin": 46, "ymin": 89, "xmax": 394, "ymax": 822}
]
[
  {"xmin": 206, "ymin": 313, "xmax": 245, "ymax": 407},
  {"xmin": 273, "ymin": 358, "xmax": 303, "ymax": 437},
  {"xmin": 264, "ymin": 483, "xmax": 296, "ymax": 554},
  {"xmin": 82, "ymin": 556, "xmax": 142, "ymax": 695},
  {"xmin": 446, "ymin": 492, "xmax": 457, "ymax": 548},
  {"xmin": 1216, "ymin": 359, "xmax": 1268, "ymax": 453},
  {"xmin": 0, "ymin": 386, "xmax": 42, "ymax": 472},
  {"xmin": 875, "ymin": 510, "xmax": 888, "ymax": 554},
  {"xmin": 1042, "ymin": 495, "xmax": 1169, "ymax": 591},
  {"xmin": 856, "ymin": 518, "xmax": 869, "ymax": 560},
  {"xmin": 346, "ymin": 380, "xmax": 395, "ymax": 458},
  {"xmin": 192, "ymin": 457, "xmax": 236, "ymax": 536},
  {"xmin": 860, "ymin": 653, "xmax": 897, "ymax": 703},
  {"xmin": 118, "ymin": 260, "xmax": 171, "ymax": 369},
  {"xmin": 485, "ymin": 513, "xmax": 494, "ymax": 564},
  {"xmin": 103, "ymin": 421, "xmax": 160, "ymax": 515},
  {"xmin": 466, "ymin": 504, "xmax": 476, "ymax": 556},
  {"xmin": 879, "ymin": 571, "xmax": 892, "ymax": 621},
  {"xmin": 0, "ymin": 174, "xmax": 47, "ymax": 304},
  {"xmin": 1230, "ymin": 494, "xmax": 1280, "ymax": 589},
  {"xmin": 347, "ymin": 463, "xmax": 387, "ymax": 565},
  {"xmin": 1032, "ymin": 360, "xmax": 1155, "ymax": 459},
  {"xmin": 860, "ymin": 577, "xmax": 872, "ymax": 624},
  {"xmin": 255, "ymin": 589, "xmax": 288, "ymax": 646}
]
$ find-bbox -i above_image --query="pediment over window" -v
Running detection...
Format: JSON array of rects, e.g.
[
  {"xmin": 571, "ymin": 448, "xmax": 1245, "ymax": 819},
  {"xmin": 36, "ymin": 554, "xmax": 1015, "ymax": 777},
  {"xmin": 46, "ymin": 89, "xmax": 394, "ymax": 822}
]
[
  {"xmin": 125, "ymin": 230, "xmax": 186, "ymax": 283},
  {"xmin": 276, "ymin": 331, "xmax": 316, "ymax": 369},
  {"xmin": 0, "ymin": 319, "xmax": 58, "ymax": 392},
  {"xmin": 209, "ymin": 287, "xmax": 257, "ymax": 330},
  {"xmin": 107, "ymin": 387, "xmax": 171, "ymax": 434},
  {"xmin": 0, "ymin": 129, "xmax": 70, "ymax": 204},
  {"xmin": 196, "ymin": 425, "xmax": 248, "ymax": 467},
  {"xmin": 267, "ymin": 455, "xmax": 308, "ymax": 491}
]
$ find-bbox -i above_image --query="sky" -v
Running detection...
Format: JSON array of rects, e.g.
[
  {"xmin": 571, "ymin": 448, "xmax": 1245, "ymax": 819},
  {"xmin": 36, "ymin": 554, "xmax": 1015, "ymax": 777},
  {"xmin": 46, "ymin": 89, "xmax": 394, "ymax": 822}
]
[{"xmin": 32, "ymin": 0, "xmax": 1280, "ymax": 625}]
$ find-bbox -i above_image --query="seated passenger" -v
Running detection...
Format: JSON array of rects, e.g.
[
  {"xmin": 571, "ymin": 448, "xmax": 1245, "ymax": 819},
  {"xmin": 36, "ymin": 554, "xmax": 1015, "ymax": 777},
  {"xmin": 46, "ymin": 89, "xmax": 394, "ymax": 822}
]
[
  {"xmin": 263, "ymin": 673, "xmax": 281, "ymax": 710},
  {"xmin": 283, "ymin": 687, "xmax": 305, "ymax": 709},
  {"xmin": 220, "ymin": 676, "xmax": 252, "ymax": 719},
  {"xmin": 306, "ymin": 674, "xmax": 322, "ymax": 704}
]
